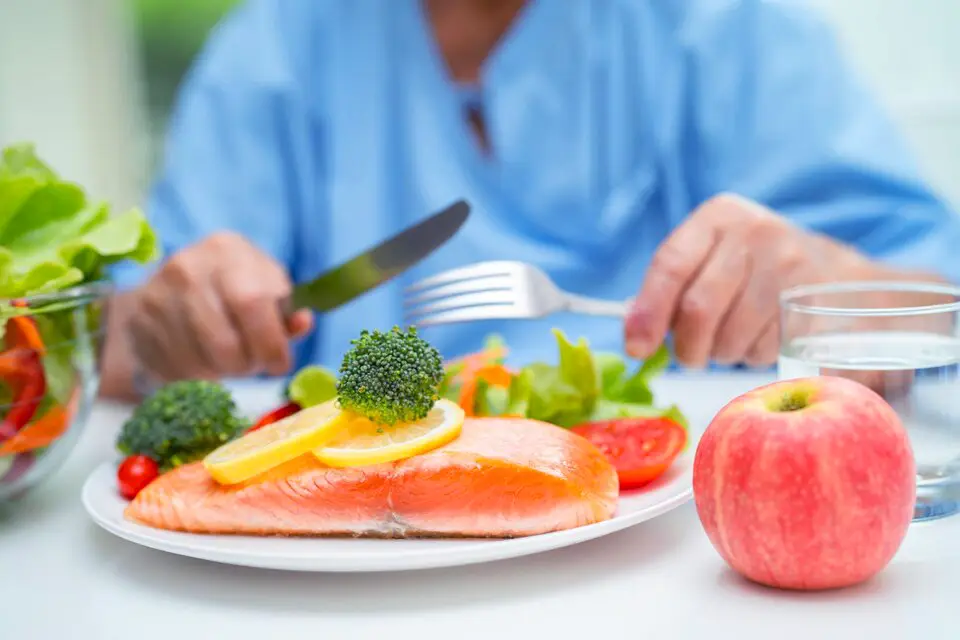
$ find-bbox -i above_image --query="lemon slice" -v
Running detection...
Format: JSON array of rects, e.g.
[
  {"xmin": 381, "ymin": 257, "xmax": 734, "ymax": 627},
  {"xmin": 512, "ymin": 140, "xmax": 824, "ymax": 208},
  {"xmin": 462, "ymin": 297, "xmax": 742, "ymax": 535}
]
[
  {"xmin": 312, "ymin": 398, "xmax": 465, "ymax": 468},
  {"xmin": 204, "ymin": 400, "xmax": 345, "ymax": 484}
]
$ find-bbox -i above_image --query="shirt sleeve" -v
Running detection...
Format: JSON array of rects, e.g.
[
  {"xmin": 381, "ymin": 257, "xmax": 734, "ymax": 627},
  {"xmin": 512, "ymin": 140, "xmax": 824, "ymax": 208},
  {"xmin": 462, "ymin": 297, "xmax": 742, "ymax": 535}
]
[
  {"xmin": 109, "ymin": 0, "xmax": 316, "ymax": 291},
  {"xmin": 681, "ymin": 0, "xmax": 960, "ymax": 283}
]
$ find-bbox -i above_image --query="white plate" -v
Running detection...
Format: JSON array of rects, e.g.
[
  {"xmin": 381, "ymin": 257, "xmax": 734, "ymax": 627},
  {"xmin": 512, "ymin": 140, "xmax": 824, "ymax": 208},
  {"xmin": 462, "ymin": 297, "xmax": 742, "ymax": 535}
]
[{"xmin": 82, "ymin": 451, "xmax": 694, "ymax": 573}]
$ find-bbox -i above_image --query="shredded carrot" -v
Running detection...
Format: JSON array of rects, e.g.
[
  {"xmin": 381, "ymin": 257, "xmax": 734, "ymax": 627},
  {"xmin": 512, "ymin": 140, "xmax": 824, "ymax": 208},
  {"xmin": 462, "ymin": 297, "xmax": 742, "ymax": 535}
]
[
  {"xmin": 0, "ymin": 388, "xmax": 78, "ymax": 455},
  {"xmin": 458, "ymin": 364, "xmax": 513, "ymax": 416},
  {"xmin": 448, "ymin": 345, "xmax": 507, "ymax": 384}
]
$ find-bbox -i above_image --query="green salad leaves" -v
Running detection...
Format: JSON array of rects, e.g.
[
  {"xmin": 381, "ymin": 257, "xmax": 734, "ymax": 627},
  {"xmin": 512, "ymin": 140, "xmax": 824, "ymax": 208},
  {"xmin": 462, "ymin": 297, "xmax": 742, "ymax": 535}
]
[
  {"xmin": 463, "ymin": 329, "xmax": 686, "ymax": 429},
  {"xmin": 285, "ymin": 328, "xmax": 685, "ymax": 431},
  {"xmin": 0, "ymin": 143, "xmax": 160, "ymax": 306},
  {"xmin": 0, "ymin": 143, "xmax": 162, "ymax": 456}
]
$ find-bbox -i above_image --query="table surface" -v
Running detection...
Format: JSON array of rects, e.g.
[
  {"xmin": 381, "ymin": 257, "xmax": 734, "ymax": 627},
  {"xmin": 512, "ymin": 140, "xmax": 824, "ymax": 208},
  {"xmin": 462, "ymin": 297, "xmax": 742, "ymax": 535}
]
[{"xmin": 2, "ymin": 371, "xmax": 958, "ymax": 640}]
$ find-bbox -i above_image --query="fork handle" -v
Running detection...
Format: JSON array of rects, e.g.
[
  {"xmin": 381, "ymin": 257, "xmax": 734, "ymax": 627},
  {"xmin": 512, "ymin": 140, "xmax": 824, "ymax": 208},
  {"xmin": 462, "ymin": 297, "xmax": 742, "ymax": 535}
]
[{"xmin": 564, "ymin": 294, "xmax": 630, "ymax": 318}]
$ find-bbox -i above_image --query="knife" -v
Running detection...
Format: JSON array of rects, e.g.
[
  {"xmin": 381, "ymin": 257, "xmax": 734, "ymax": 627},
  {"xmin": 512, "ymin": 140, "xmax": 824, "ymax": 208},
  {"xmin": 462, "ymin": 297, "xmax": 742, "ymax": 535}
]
[{"xmin": 283, "ymin": 199, "xmax": 471, "ymax": 314}]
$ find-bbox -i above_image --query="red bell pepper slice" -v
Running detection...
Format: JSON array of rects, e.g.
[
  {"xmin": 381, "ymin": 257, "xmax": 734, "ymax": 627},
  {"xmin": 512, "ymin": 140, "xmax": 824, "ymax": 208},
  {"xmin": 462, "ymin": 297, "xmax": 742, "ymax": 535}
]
[
  {"xmin": 249, "ymin": 401, "xmax": 301, "ymax": 432},
  {"xmin": 0, "ymin": 309, "xmax": 48, "ymax": 441},
  {"xmin": 6, "ymin": 309, "xmax": 46, "ymax": 355}
]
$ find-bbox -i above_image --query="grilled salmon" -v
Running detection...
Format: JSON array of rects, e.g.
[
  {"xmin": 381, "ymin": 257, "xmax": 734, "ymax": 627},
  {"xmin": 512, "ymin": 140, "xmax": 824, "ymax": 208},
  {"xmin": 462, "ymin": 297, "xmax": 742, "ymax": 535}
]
[{"xmin": 125, "ymin": 417, "xmax": 619, "ymax": 538}]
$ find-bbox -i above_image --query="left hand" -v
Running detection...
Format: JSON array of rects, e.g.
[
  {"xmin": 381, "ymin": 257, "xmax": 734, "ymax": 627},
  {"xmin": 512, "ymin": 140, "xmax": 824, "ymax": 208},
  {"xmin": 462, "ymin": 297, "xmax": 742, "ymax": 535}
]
[{"xmin": 623, "ymin": 193, "xmax": 875, "ymax": 368}]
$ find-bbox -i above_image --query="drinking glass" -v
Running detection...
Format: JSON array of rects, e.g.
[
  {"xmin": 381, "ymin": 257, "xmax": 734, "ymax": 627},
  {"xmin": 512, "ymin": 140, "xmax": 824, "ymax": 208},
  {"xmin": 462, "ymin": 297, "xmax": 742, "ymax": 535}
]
[{"xmin": 779, "ymin": 280, "xmax": 960, "ymax": 522}]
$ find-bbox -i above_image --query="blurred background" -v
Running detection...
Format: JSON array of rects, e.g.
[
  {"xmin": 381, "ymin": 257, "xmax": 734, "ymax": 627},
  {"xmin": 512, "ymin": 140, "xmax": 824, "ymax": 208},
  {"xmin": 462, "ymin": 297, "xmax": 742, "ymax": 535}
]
[{"xmin": 0, "ymin": 0, "xmax": 958, "ymax": 213}]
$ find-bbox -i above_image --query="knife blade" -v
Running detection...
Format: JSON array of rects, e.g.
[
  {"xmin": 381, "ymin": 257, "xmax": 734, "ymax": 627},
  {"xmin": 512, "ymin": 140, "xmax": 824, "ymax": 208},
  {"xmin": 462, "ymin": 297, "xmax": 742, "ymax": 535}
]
[{"xmin": 284, "ymin": 199, "xmax": 471, "ymax": 314}]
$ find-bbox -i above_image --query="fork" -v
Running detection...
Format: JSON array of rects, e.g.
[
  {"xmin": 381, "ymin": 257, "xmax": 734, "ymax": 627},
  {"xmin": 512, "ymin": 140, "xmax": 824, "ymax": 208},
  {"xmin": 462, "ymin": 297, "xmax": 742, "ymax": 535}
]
[{"xmin": 403, "ymin": 260, "xmax": 629, "ymax": 327}]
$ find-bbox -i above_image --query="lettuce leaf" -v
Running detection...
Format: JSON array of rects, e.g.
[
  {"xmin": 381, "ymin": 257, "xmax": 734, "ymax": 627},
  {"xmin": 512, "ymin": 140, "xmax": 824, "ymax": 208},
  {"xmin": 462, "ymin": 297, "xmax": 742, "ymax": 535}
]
[
  {"xmin": 474, "ymin": 377, "xmax": 509, "ymax": 417},
  {"xmin": 553, "ymin": 329, "xmax": 599, "ymax": 414},
  {"xmin": 473, "ymin": 330, "xmax": 686, "ymax": 429},
  {"xmin": 603, "ymin": 343, "xmax": 670, "ymax": 406},
  {"xmin": 0, "ymin": 143, "xmax": 160, "ymax": 304},
  {"xmin": 0, "ymin": 143, "xmax": 161, "ymax": 431}
]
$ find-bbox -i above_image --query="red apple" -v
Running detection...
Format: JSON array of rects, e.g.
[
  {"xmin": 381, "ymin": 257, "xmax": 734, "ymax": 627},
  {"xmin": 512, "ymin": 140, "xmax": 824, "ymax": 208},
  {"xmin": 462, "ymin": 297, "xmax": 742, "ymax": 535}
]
[{"xmin": 693, "ymin": 375, "xmax": 915, "ymax": 591}]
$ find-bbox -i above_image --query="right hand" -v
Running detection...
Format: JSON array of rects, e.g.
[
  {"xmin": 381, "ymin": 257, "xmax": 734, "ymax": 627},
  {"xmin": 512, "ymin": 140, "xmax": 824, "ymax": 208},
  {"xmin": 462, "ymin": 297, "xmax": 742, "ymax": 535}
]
[{"xmin": 127, "ymin": 232, "xmax": 313, "ymax": 383}]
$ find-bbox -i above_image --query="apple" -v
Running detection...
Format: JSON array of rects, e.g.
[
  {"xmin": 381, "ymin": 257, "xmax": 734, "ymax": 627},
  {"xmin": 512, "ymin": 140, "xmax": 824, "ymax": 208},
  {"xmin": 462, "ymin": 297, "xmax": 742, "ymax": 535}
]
[{"xmin": 693, "ymin": 375, "xmax": 915, "ymax": 591}]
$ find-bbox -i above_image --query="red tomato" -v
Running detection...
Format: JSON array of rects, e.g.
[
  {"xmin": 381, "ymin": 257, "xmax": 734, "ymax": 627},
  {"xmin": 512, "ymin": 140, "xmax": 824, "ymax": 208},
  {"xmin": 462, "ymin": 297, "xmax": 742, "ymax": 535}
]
[
  {"xmin": 117, "ymin": 455, "xmax": 160, "ymax": 500},
  {"xmin": 571, "ymin": 417, "xmax": 687, "ymax": 491}
]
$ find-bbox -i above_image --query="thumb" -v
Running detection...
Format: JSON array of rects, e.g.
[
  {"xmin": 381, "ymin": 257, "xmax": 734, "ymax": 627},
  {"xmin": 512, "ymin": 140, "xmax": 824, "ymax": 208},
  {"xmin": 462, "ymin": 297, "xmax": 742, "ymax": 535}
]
[{"xmin": 285, "ymin": 309, "xmax": 314, "ymax": 339}]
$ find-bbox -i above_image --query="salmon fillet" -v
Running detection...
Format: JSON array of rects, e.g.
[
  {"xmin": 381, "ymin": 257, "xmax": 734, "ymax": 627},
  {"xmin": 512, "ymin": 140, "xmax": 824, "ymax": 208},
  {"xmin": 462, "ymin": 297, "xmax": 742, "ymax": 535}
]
[{"xmin": 124, "ymin": 417, "xmax": 619, "ymax": 538}]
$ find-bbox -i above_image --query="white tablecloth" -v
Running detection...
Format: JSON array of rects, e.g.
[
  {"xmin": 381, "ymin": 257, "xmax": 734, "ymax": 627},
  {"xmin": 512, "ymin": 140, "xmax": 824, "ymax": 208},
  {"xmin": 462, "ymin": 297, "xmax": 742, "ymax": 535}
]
[{"xmin": 1, "ymin": 372, "xmax": 957, "ymax": 640}]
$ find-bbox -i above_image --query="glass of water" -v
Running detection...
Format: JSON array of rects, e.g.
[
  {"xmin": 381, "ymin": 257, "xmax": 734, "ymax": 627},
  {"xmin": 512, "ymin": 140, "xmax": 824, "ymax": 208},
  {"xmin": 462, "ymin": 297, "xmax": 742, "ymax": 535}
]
[{"xmin": 779, "ymin": 280, "xmax": 960, "ymax": 522}]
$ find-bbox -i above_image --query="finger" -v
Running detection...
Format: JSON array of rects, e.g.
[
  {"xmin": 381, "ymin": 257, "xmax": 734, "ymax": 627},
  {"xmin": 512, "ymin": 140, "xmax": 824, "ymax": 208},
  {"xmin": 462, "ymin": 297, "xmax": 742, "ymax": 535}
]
[
  {"xmin": 156, "ymin": 259, "xmax": 243, "ymax": 379},
  {"xmin": 671, "ymin": 238, "xmax": 750, "ymax": 369},
  {"xmin": 128, "ymin": 303, "xmax": 182, "ymax": 383},
  {"xmin": 130, "ymin": 329, "xmax": 171, "ymax": 382},
  {"xmin": 181, "ymin": 280, "xmax": 252, "ymax": 375},
  {"xmin": 285, "ymin": 309, "xmax": 314, "ymax": 339},
  {"xmin": 743, "ymin": 319, "xmax": 780, "ymax": 368},
  {"xmin": 626, "ymin": 220, "xmax": 720, "ymax": 358},
  {"xmin": 217, "ymin": 257, "xmax": 294, "ymax": 377},
  {"xmin": 710, "ymin": 255, "xmax": 779, "ymax": 365}
]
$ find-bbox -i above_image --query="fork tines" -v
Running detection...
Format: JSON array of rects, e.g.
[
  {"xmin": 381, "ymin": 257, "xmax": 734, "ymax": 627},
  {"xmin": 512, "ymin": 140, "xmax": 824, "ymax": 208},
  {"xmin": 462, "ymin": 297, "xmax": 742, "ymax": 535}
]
[{"xmin": 403, "ymin": 261, "xmax": 524, "ymax": 327}]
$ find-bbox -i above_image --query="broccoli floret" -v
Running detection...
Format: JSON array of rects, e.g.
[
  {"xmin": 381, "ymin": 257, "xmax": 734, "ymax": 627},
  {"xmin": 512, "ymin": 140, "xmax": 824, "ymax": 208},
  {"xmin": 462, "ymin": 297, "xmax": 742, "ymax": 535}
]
[
  {"xmin": 336, "ymin": 326, "xmax": 444, "ymax": 426},
  {"xmin": 116, "ymin": 380, "xmax": 249, "ymax": 470}
]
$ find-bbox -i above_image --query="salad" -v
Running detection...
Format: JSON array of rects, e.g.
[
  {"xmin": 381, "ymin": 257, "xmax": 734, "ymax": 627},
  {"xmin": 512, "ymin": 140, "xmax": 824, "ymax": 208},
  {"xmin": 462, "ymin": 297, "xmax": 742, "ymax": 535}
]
[
  {"xmin": 260, "ymin": 329, "xmax": 690, "ymax": 491},
  {"xmin": 0, "ymin": 143, "xmax": 159, "ymax": 485}
]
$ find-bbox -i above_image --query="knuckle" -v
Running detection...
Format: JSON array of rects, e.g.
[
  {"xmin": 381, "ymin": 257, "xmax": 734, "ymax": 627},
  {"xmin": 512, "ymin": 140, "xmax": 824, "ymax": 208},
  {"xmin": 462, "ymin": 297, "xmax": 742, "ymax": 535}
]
[
  {"xmin": 744, "ymin": 216, "xmax": 782, "ymax": 243},
  {"xmin": 261, "ymin": 262, "xmax": 293, "ymax": 293},
  {"xmin": 231, "ymin": 288, "xmax": 269, "ymax": 315},
  {"xmin": 705, "ymin": 192, "xmax": 742, "ymax": 210},
  {"xmin": 127, "ymin": 315, "xmax": 149, "ymax": 345},
  {"xmin": 679, "ymin": 294, "xmax": 710, "ymax": 325},
  {"xmin": 701, "ymin": 192, "xmax": 760, "ymax": 220},
  {"xmin": 206, "ymin": 230, "xmax": 247, "ymax": 252},
  {"xmin": 650, "ymin": 244, "xmax": 690, "ymax": 283},
  {"xmin": 777, "ymin": 244, "xmax": 808, "ymax": 274},
  {"xmin": 139, "ymin": 288, "xmax": 167, "ymax": 316},
  {"xmin": 207, "ymin": 332, "xmax": 244, "ymax": 365},
  {"xmin": 162, "ymin": 256, "xmax": 198, "ymax": 288}
]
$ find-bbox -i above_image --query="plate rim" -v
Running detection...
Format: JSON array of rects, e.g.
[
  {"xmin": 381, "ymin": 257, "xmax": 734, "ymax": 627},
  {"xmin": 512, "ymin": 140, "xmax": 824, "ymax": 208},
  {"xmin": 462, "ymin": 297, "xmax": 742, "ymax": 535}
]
[{"xmin": 82, "ymin": 458, "xmax": 693, "ymax": 572}]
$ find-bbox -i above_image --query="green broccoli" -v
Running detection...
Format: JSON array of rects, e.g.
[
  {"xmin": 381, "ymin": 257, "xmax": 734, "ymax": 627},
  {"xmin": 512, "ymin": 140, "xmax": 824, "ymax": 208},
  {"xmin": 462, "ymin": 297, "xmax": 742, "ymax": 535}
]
[
  {"xmin": 116, "ymin": 380, "xmax": 249, "ymax": 470},
  {"xmin": 336, "ymin": 326, "xmax": 444, "ymax": 426}
]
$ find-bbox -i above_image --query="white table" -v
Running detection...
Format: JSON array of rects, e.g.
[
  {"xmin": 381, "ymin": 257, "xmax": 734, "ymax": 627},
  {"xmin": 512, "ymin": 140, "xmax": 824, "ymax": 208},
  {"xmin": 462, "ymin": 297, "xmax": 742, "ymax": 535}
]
[{"xmin": 2, "ymin": 372, "xmax": 958, "ymax": 640}]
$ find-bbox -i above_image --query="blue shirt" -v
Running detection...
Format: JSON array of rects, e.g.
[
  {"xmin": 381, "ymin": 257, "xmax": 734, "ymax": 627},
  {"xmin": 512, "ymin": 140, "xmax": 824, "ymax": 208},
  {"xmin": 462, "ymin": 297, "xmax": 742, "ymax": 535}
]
[{"xmin": 112, "ymin": 0, "xmax": 960, "ymax": 372}]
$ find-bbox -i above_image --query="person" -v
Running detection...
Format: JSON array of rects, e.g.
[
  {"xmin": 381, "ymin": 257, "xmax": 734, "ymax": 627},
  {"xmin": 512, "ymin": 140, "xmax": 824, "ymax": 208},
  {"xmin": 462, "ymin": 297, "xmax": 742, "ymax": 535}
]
[{"xmin": 101, "ymin": 0, "xmax": 960, "ymax": 400}]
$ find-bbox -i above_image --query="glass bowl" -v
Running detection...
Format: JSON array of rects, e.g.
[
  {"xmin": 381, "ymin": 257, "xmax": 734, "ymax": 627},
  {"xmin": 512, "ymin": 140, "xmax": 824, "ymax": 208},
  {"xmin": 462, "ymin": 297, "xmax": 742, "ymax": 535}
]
[{"xmin": 0, "ymin": 282, "xmax": 111, "ymax": 503}]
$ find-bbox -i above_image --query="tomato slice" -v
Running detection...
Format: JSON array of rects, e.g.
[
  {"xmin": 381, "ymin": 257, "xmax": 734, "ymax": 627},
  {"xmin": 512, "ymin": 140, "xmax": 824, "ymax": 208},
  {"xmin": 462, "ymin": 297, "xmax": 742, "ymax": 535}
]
[{"xmin": 571, "ymin": 417, "xmax": 687, "ymax": 491}]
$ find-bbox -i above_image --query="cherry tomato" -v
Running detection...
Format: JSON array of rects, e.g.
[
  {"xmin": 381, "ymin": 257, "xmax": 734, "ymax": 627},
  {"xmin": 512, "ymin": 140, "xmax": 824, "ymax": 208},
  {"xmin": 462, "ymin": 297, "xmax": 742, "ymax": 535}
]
[
  {"xmin": 117, "ymin": 455, "xmax": 160, "ymax": 500},
  {"xmin": 571, "ymin": 417, "xmax": 687, "ymax": 491}
]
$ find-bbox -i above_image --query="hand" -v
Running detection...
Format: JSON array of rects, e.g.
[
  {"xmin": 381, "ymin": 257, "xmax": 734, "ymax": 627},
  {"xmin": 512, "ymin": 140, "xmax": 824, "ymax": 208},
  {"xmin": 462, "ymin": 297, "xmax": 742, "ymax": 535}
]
[
  {"xmin": 623, "ymin": 193, "xmax": 874, "ymax": 369},
  {"xmin": 127, "ymin": 232, "xmax": 313, "ymax": 383}
]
